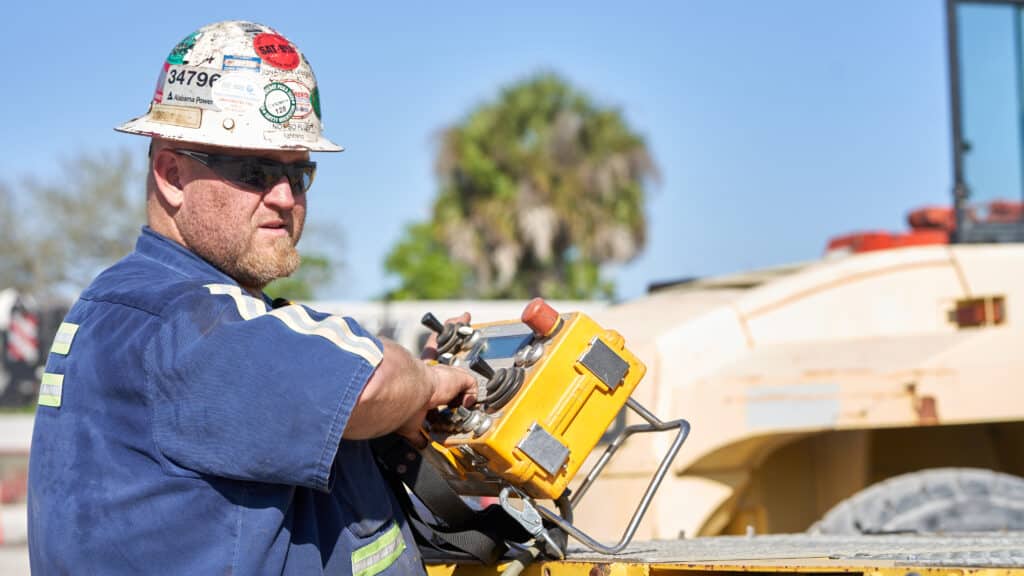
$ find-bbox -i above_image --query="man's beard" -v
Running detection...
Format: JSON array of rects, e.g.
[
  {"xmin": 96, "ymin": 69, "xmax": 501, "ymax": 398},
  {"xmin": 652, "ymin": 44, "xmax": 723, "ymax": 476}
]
[
  {"xmin": 178, "ymin": 209, "xmax": 302, "ymax": 290},
  {"xmin": 223, "ymin": 235, "xmax": 302, "ymax": 290}
]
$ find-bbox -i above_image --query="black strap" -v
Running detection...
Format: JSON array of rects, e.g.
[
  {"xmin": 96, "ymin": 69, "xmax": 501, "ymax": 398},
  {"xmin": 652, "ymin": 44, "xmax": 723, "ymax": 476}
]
[
  {"xmin": 371, "ymin": 434, "xmax": 477, "ymax": 526},
  {"xmin": 371, "ymin": 435, "xmax": 533, "ymax": 564}
]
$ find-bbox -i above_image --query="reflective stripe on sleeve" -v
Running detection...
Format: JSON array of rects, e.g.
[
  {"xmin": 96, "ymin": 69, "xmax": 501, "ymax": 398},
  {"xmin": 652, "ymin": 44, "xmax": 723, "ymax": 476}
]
[
  {"xmin": 204, "ymin": 284, "xmax": 383, "ymax": 366},
  {"xmin": 268, "ymin": 305, "xmax": 383, "ymax": 366},
  {"xmin": 351, "ymin": 522, "xmax": 406, "ymax": 576},
  {"xmin": 49, "ymin": 322, "xmax": 79, "ymax": 356},
  {"xmin": 38, "ymin": 372, "xmax": 64, "ymax": 408},
  {"xmin": 205, "ymin": 283, "xmax": 267, "ymax": 320}
]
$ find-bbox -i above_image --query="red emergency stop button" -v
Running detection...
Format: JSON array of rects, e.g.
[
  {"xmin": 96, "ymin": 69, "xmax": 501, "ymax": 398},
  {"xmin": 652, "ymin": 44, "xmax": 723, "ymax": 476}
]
[{"xmin": 522, "ymin": 298, "xmax": 561, "ymax": 337}]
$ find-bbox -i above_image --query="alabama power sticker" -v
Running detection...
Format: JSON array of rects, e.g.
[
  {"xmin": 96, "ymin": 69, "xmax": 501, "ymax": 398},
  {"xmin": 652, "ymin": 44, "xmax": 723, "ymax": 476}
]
[
  {"xmin": 161, "ymin": 65, "xmax": 221, "ymax": 110},
  {"xmin": 260, "ymin": 82, "xmax": 296, "ymax": 123},
  {"xmin": 253, "ymin": 33, "xmax": 299, "ymax": 70}
]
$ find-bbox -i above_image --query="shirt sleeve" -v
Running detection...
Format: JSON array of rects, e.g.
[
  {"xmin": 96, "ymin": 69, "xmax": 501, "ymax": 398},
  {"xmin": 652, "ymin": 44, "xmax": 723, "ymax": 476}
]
[{"xmin": 145, "ymin": 282, "xmax": 383, "ymax": 491}]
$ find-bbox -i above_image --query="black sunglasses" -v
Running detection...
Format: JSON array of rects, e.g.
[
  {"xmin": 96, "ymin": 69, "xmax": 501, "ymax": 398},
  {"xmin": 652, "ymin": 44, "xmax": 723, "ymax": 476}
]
[{"xmin": 173, "ymin": 149, "xmax": 317, "ymax": 194}]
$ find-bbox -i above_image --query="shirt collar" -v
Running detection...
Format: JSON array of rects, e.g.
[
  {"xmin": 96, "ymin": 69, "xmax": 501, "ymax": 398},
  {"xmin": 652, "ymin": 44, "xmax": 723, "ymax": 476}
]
[{"xmin": 135, "ymin": 226, "xmax": 243, "ymax": 288}]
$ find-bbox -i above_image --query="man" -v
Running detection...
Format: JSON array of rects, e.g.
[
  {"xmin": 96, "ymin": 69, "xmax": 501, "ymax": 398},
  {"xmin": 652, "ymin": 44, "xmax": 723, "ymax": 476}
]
[{"xmin": 28, "ymin": 20, "xmax": 476, "ymax": 575}]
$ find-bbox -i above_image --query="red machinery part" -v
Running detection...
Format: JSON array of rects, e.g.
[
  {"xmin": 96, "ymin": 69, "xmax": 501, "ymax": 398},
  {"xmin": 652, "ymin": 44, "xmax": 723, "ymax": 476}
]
[{"xmin": 522, "ymin": 298, "xmax": 561, "ymax": 337}]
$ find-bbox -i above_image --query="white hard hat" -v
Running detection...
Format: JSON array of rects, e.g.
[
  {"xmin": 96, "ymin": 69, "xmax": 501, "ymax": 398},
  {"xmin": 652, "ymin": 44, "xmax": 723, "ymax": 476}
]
[{"xmin": 116, "ymin": 20, "xmax": 342, "ymax": 152}]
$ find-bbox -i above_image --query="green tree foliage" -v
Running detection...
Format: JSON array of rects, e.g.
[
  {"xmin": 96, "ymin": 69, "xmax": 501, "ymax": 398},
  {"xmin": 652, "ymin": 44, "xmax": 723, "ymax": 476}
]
[
  {"xmin": 0, "ymin": 150, "xmax": 144, "ymax": 296},
  {"xmin": 1, "ymin": 149, "xmax": 341, "ymax": 300},
  {"xmin": 266, "ymin": 222, "xmax": 345, "ymax": 301},
  {"xmin": 0, "ymin": 183, "xmax": 40, "ymax": 292},
  {"xmin": 385, "ymin": 72, "xmax": 658, "ymax": 300},
  {"xmin": 384, "ymin": 222, "xmax": 469, "ymax": 300},
  {"xmin": 27, "ymin": 150, "xmax": 145, "ymax": 293},
  {"xmin": 266, "ymin": 254, "xmax": 335, "ymax": 301}
]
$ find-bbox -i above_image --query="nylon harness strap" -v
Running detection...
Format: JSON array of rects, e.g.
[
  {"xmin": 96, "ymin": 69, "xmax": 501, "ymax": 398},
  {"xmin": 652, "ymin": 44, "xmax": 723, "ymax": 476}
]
[{"xmin": 371, "ymin": 434, "xmax": 534, "ymax": 565}]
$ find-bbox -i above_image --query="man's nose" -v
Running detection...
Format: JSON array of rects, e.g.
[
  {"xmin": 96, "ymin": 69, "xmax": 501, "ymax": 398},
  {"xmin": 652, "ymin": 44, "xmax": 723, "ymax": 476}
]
[{"xmin": 263, "ymin": 177, "xmax": 296, "ymax": 210}]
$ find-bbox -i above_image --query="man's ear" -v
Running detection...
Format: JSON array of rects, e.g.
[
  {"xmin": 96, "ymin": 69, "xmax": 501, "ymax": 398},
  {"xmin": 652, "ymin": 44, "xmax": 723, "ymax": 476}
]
[{"xmin": 152, "ymin": 148, "xmax": 185, "ymax": 209}]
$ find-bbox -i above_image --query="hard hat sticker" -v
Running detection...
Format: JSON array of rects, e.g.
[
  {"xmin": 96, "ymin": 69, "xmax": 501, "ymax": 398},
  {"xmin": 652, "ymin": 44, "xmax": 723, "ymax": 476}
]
[
  {"xmin": 149, "ymin": 103, "xmax": 202, "ymax": 129},
  {"xmin": 253, "ymin": 33, "xmax": 299, "ymax": 70},
  {"xmin": 153, "ymin": 62, "xmax": 171, "ymax": 104},
  {"xmin": 167, "ymin": 30, "xmax": 200, "ymax": 65},
  {"xmin": 223, "ymin": 54, "xmax": 261, "ymax": 73},
  {"xmin": 283, "ymin": 81, "xmax": 312, "ymax": 119},
  {"xmin": 212, "ymin": 72, "xmax": 262, "ymax": 114},
  {"xmin": 310, "ymin": 86, "xmax": 321, "ymax": 120},
  {"xmin": 260, "ymin": 82, "xmax": 296, "ymax": 123},
  {"xmin": 264, "ymin": 120, "xmax": 318, "ymax": 145},
  {"xmin": 239, "ymin": 22, "xmax": 265, "ymax": 37},
  {"xmin": 161, "ymin": 65, "xmax": 221, "ymax": 111}
]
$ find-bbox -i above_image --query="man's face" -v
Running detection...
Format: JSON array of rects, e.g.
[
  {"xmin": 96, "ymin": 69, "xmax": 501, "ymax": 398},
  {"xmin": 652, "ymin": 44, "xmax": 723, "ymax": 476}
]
[{"xmin": 172, "ymin": 144, "xmax": 310, "ymax": 290}]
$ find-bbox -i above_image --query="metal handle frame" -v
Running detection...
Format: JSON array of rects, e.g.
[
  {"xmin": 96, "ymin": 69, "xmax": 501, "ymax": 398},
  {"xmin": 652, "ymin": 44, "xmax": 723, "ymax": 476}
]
[{"xmin": 534, "ymin": 397, "xmax": 690, "ymax": 555}]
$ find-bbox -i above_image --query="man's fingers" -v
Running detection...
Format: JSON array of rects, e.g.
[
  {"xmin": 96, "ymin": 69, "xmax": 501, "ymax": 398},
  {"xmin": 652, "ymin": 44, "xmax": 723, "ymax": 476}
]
[
  {"xmin": 397, "ymin": 417, "xmax": 429, "ymax": 449},
  {"xmin": 420, "ymin": 344, "xmax": 439, "ymax": 361},
  {"xmin": 426, "ymin": 364, "xmax": 478, "ymax": 407},
  {"xmin": 421, "ymin": 312, "xmax": 472, "ymax": 360}
]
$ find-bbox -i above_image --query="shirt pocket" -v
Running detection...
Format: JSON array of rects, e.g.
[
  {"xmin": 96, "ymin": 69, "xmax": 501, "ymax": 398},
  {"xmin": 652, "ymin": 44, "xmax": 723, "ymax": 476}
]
[{"xmin": 343, "ymin": 520, "xmax": 419, "ymax": 576}]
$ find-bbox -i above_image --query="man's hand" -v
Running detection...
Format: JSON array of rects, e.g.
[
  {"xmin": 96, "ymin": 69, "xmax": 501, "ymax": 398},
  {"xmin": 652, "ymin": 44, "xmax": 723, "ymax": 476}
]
[
  {"xmin": 396, "ymin": 362, "xmax": 477, "ymax": 447},
  {"xmin": 344, "ymin": 312, "xmax": 477, "ymax": 443},
  {"xmin": 394, "ymin": 312, "xmax": 477, "ymax": 446}
]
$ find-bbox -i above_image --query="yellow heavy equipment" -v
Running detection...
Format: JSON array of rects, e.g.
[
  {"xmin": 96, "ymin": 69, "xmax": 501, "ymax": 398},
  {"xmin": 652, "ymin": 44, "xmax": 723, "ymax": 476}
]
[
  {"xmin": 571, "ymin": 0, "xmax": 1024, "ymax": 544},
  {"xmin": 418, "ymin": 0, "xmax": 1024, "ymax": 573}
]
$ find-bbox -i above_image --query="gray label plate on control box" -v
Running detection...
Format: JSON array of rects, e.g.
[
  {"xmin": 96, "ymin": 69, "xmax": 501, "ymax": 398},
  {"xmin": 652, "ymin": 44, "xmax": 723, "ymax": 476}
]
[
  {"xmin": 517, "ymin": 422, "xmax": 570, "ymax": 476},
  {"xmin": 579, "ymin": 338, "xmax": 629, "ymax": 390}
]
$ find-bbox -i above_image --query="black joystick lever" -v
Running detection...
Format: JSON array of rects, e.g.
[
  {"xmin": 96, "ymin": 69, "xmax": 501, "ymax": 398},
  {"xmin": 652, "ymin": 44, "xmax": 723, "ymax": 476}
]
[
  {"xmin": 422, "ymin": 312, "xmax": 469, "ymax": 357},
  {"xmin": 469, "ymin": 357, "xmax": 495, "ymax": 379},
  {"xmin": 421, "ymin": 312, "xmax": 445, "ymax": 334}
]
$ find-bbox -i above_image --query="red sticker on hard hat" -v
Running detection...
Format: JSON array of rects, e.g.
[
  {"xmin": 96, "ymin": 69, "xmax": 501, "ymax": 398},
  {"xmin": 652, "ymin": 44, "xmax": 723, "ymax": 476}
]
[
  {"xmin": 253, "ymin": 33, "xmax": 299, "ymax": 70},
  {"xmin": 153, "ymin": 62, "xmax": 170, "ymax": 103}
]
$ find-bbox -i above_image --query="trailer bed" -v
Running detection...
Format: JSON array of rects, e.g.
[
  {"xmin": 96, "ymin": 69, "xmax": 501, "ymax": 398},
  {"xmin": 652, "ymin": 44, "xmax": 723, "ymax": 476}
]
[{"xmin": 426, "ymin": 533, "xmax": 1024, "ymax": 575}]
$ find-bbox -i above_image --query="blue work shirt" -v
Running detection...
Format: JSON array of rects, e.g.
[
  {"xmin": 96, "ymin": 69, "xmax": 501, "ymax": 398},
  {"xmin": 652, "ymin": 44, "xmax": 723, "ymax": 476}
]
[{"xmin": 28, "ymin": 227, "xmax": 425, "ymax": 575}]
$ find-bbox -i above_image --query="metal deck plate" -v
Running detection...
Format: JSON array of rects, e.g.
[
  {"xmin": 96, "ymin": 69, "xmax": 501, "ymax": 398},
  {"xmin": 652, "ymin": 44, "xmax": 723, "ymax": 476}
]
[
  {"xmin": 426, "ymin": 533, "xmax": 1024, "ymax": 574},
  {"xmin": 565, "ymin": 533, "xmax": 1024, "ymax": 567}
]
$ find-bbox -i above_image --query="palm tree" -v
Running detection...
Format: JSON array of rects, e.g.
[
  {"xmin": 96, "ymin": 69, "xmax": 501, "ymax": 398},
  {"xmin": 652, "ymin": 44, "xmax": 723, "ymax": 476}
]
[{"xmin": 387, "ymin": 72, "xmax": 658, "ymax": 300}]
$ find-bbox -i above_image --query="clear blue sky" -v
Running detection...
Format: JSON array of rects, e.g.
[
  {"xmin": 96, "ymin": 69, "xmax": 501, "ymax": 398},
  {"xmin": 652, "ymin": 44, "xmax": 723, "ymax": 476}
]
[{"xmin": 2, "ymin": 1, "xmax": 953, "ymax": 301}]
